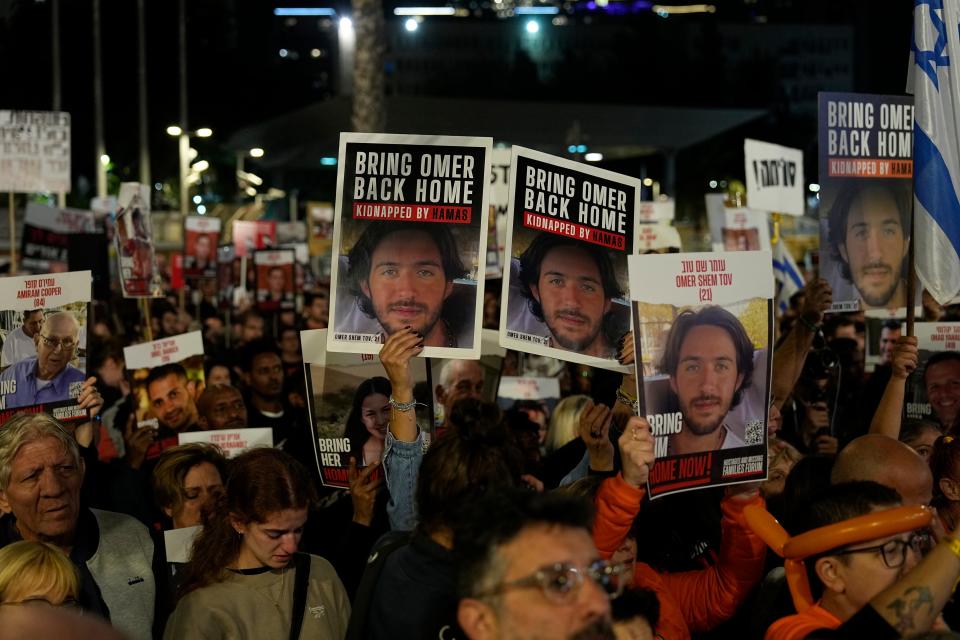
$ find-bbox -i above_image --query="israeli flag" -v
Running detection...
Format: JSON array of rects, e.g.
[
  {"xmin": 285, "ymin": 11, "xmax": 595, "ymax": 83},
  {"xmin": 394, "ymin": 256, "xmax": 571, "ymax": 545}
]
[
  {"xmin": 773, "ymin": 241, "xmax": 803, "ymax": 315},
  {"xmin": 911, "ymin": 0, "xmax": 960, "ymax": 304}
]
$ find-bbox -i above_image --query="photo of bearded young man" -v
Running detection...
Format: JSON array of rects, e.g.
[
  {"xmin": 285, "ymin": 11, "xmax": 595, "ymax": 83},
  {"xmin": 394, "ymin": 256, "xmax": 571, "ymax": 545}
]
[
  {"xmin": 338, "ymin": 221, "xmax": 475, "ymax": 350},
  {"xmin": 825, "ymin": 180, "xmax": 912, "ymax": 312}
]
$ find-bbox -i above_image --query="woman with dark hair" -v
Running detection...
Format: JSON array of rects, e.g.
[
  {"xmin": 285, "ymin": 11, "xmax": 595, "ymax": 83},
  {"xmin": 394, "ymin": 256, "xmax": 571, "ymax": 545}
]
[
  {"xmin": 163, "ymin": 448, "xmax": 350, "ymax": 639},
  {"xmin": 343, "ymin": 376, "xmax": 392, "ymax": 466}
]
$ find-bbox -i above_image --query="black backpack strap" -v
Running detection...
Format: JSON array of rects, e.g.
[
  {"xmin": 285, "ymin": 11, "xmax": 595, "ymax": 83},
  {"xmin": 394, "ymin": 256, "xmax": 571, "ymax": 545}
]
[
  {"xmin": 346, "ymin": 531, "xmax": 413, "ymax": 640},
  {"xmin": 289, "ymin": 552, "xmax": 312, "ymax": 640}
]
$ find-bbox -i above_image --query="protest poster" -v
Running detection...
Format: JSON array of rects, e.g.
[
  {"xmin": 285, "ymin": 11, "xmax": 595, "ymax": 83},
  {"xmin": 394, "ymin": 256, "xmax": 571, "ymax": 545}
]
[
  {"xmin": 183, "ymin": 216, "xmax": 220, "ymax": 280},
  {"xmin": 20, "ymin": 203, "xmax": 96, "ymax": 274},
  {"xmin": 164, "ymin": 525, "xmax": 201, "ymax": 564},
  {"xmin": 0, "ymin": 110, "xmax": 70, "ymax": 193},
  {"xmin": 486, "ymin": 148, "xmax": 512, "ymax": 278},
  {"xmin": 254, "ymin": 248, "xmax": 296, "ymax": 312},
  {"xmin": 0, "ymin": 270, "xmax": 91, "ymax": 425},
  {"xmin": 637, "ymin": 222, "xmax": 682, "ymax": 254},
  {"xmin": 115, "ymin": 182, "xmax": 163, "ymax": 298},
  {"xmin": 500, "ymin": 146, "xmax": 638, "ymax": 371},
  {"xmin": 722, "ymin": 208, "xmax": 771, "ymax": 252},
  {"xmin": 307, "ymin": 201, "xmax": 335, "ymax": 257},
  {"xmin": 428, "ymin": 328, "xmax": 504, "ymax": 429},
  {"xmin": 232, "ymin": 220, "xmax": 276, "ymax": 258},
  {"xmin": 123, "ymin": 331, "xmax": 206, "ymax": 448},
  {"xmin": 629, "ymin": 251, "xmax": 774, "ymax": 498},
  {"xmin": 900, "ymin": 322, "xmax": 960, "ymax": 425},
  {"xmin": 302, "ymin": 329, "xmax": 432, "ymax": 488},
  {"xmin": 818, "ymin": 92, "xmax": 916, "ymax": 314},
  {"xmin": 216, "ymin": 245, "xmax": 237, "ymax": 311},
  {"xmin": 744, "ymin": 139, "xmax": 805, "ymax": 216},
  {"xmin": 637, "ymin": 199, "xmax": 676, "ymax": 223},
  {"xmin": 178, "ymin": 428, "xmax": 273, "ymax": 457},
  {"xmin": 327, "ymin": 132, "xmax": 492, "ymax": 359}
]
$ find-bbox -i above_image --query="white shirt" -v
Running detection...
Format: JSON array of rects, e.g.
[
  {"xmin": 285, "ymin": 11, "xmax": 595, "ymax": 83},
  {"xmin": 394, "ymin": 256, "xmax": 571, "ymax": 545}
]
[{"xmin": 1, "ymin": 326, "xmax": 37, "ymax": 367}]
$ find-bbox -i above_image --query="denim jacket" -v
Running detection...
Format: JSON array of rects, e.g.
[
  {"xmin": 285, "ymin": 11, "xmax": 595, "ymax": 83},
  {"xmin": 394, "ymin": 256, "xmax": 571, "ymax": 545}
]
[{"xmin": 383, "ymin": 429, "xmax": 429, "ymax": 532}]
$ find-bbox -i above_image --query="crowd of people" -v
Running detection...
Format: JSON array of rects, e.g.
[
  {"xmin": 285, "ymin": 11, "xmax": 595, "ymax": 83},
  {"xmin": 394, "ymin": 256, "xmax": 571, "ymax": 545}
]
[{"xmin": 6, "ymin": 265, "xmax": 960, "ymax": 640}]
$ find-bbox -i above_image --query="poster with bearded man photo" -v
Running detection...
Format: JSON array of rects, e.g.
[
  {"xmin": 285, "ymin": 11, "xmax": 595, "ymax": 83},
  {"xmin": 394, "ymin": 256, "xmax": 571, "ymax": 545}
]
[
  {"xmin": 629, "ymin": 251, "xmax": 773, "ymax": 498},
  {"xmin": 818, "ymin": 92, "xmax": 918, "ymax": 314},
  {"xmin": 327, "ymin": 133, "xmax": 493, "ymax": 359},
  {"xmin": 500, "ymin": 146, "xmax": 639, "ymax": 371}
]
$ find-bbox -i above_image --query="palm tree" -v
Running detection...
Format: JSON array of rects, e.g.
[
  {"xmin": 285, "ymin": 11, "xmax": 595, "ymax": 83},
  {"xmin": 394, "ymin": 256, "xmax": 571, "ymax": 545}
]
[{"xmin": 350, "ymin": 0, "xmax": 386, "ymax": 132}]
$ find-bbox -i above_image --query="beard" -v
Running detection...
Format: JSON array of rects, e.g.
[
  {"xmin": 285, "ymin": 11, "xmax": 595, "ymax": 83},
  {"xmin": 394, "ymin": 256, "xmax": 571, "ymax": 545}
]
[
  {"xmin": 679, "ymin": 394, "xmax": 727, "ymax": 436},
  {"xmin": 854, "ymin": 261, "xmax": 901, "ymax": 307},
  {"xmin": 545, "ymin": 308, "xmax": 605, "ymax": 353},
  {"xmin": 374, "ymin": 296, "xmax": 444, "ymax": 339}
]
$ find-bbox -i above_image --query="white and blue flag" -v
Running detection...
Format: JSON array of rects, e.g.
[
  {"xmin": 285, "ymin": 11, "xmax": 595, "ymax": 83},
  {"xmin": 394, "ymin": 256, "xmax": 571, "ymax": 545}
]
[
  {"xmin": 773, "ymin": 240, "xmax": 804, "ymax": 315},
  {"xmin": 911, "ymin": 0, "xmax": 960, "ymax": 304}
]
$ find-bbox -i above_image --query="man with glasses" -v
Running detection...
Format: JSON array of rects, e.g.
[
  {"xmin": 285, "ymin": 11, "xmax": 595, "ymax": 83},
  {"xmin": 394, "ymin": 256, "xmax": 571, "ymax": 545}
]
[
  {"xmin": 0, "ymin": 311, "xmax": 85, "ymax": 410},
  {"xmin": 767, "ymin": 481, "xmax": 934, "ymax": 639},
  {"xmin": 456, "ymin": 489, "xmax": 621, "ymax": 640}
]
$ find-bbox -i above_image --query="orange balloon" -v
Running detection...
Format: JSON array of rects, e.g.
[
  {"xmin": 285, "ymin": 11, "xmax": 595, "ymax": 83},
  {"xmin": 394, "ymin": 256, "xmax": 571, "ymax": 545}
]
[{"xmin": 783, "ymin": 506, "xmax": 932, "ymax": 560}]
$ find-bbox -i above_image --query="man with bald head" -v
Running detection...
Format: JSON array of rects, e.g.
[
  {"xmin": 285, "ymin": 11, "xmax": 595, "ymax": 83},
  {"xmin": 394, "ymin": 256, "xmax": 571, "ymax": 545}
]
[
  {"xmin": 0, "ymin": 311, "xmax": 85, "ymax": 410},
  {"xmin": 197, "ymin": 384, "xmax": 248, "ymax": 431},
  {"xmin": 435, "ymin": 359, "xmax": 485, "ymax": 427},
  {"xmin": 831, "ymin": 434, "xmax": 933, "ymax": 506}
]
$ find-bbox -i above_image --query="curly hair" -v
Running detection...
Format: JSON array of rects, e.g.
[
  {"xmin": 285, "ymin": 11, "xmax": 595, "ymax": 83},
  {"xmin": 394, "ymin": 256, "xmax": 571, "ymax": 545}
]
[
  {"xmin": 660, "ymin": 305, "xmax": 755, "ymax": 409},
  {"xmin": 827, "ymin": 180, "xmax": 911, "ymax": 282},
  {"xmin": 175, "ymin": 448, "xmax": 317, "ymax": 599}
]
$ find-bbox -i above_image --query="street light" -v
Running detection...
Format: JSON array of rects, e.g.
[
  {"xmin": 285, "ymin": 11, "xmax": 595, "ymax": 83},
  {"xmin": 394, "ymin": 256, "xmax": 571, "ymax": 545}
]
[
  {"xmin": 166, "ymin": 125, "xmax": 213, "ymax": 215},
  {"xmin": 249, "ymin": 147, "xmax": 265, "ymax": 158}
]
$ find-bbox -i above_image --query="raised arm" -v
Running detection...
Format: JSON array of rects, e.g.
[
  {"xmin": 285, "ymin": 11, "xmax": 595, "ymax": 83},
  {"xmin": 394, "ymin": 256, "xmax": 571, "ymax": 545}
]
[
  {"xmin": 869, "ymin": 336, "xmax": 918, "ymax": 440},
  {"xmin": 771, "ymin": 278, "xmax": 832, "ymax": 408},
  {"xmin": 379, "ymin": 327, "xmax": 424, "ymax": 443}
]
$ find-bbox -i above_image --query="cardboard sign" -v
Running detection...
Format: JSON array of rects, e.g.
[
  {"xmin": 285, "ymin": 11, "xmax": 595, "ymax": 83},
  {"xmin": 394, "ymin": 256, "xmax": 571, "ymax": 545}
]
[
  {"xmin": 183, "ymin": 216, "xmax": 221, "ymax": 280},
  {"xmin": 302, "ymin": 329, "xmax": 432, "ymax": 488},
  {"xmin": 902, "ymin": 322, "xmax": 960, "ymax": 424},
  {"xmin": 629, "ymin": 251, "xmax": 774, "ymax": 498},
  {"xmin": 115, "ymin": 183, "xmax": 163, "ymax": 298},
  {"xmin": 0, "ymin": 110, "xmax": 71, "ymax": 193},
  {"xmin": 124, "ymin": 331, "xmax": 206, "ymax": 434},
  {"xmin": 254, "ymin": 248, "xmax": 296, "ymax": 311},
  {"xmin": 232, "ymin": 220, "xmax": 276, "ymax": 258},
  {"xmin": 21, "ymin": 203, "xmax": 96, "ymax": 274},
  {"xmin": 486, "ymin": 148, "xmax": 512, "ymax": 278},
  {"xmin": 818, "ymin": 92, "xmax": 916, "ymax": 314},
  {"xmin": 0, "ymin": 270, "xmax": 91, "ymax": 424},
  {"xmin": 744, "ymin": 139, "xmax": 804, "ymax": 216},
  {"xmin": 177, "ymin": 428, "xmax": 273, "ymax": 457},
  {"xmin": 428, "ymin": 328, "xmax": 504, "ymax": 428},
  {"xmin": 163, "ymin": 525, "xmax": 201, "ymax": 564},
  {"xmin": 722, "ymin": 208, "xmax": 771, "ymax": 252},
  {"xmin": 637, "ymin": 199, "xmax": 676, "ymax": 223},
  {"xmin": 327, "ymin": 132, "xmax": 492, "ymax": 359},
  {"xmin": 307, "ymin": 201, "xmax": 335, "ymax": 258},
  {"xmin": 637, "ymin": 222, "xmax": 682, "ymax": 254},
  {"xmin": 500, "ymin": 146, "xmax": 639, "ymax": 371}
]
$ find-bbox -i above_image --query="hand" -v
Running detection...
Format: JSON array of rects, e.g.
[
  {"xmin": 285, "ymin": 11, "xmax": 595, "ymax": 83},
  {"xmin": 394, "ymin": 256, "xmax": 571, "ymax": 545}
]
[
  {"xmin": 616, "ymin": 332, "xmax": 634, "ymax": 366},
  {"xmin": 77, "ymin": 377, "xmax": 104, "ymax": 419},
  {"xmin": 348, "ymin": 457, "xmax": 382, "ymax": 527},
  {"xmin": 520, "ymin": 474, "xmax": 545, "ymax": 492},
  {"xmin": 804, "ymin": 401, "xmax": 830, "ymax": 430},
  {"xmin": 799, "ymin": 278, "xmax": 832, "ymax": 326},
  {"xmin": 812, "ymin": 433, "xmax": 839, "ymax": 455},
  {"xmin": 122, "ymin": 412, "xmax": 155, "ymax": 471},
  {"xmin": 379, "ymin": 327, "xmax": 423, "ymax": 398},
  {"xmin": 618, "ymin": 416, "xmax": 655, "ymax": 488},
  {"xmin": 579, "ymin": 400, "xmax": 615, "ymax": 470},
  {"xmin": 891, "ymin": 336, "xmax": 919, "ymax": 381}
]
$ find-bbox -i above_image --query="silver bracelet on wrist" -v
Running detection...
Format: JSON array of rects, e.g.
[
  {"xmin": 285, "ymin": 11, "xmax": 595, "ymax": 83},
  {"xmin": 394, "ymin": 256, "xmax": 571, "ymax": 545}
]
[
  {"xmin": 616, "ymin": 389, "xmax": 640, "ymax": 415},
  {"xmin": 389, "ymin": 396, "xmax": 422, "ymax": 412}
]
